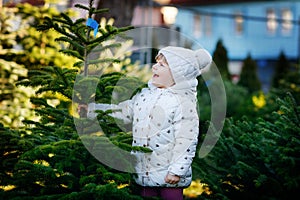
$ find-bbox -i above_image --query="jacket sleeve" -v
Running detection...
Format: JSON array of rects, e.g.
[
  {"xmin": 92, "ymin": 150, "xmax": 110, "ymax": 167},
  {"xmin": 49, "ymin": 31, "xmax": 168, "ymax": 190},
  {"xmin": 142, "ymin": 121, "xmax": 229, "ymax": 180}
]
[
  {"xmin": 168, "ymin": 97, "xmax": 199, "ymax": 176},
  {"xmin": 87, "ymin": 98, "xmax": 135, "ymax": 124}
]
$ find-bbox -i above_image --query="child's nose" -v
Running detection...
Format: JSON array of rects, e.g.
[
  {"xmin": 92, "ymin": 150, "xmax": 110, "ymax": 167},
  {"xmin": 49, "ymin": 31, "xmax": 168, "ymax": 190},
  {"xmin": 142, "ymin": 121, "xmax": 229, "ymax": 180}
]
[{"xmin": 152, "ymin": 63, "xmax": 158, "ymax": 70}]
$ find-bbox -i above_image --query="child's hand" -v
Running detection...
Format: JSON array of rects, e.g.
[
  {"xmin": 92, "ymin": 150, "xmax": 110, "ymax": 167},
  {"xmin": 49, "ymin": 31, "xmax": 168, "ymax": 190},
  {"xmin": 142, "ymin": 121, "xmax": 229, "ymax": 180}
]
[
  {"xmin": 164, "ymin": 173, "xmax": 180, "ymax": 184},
  {"xmin": 78, "ymin": 104, "xmax": 88, "ymax": 117}
]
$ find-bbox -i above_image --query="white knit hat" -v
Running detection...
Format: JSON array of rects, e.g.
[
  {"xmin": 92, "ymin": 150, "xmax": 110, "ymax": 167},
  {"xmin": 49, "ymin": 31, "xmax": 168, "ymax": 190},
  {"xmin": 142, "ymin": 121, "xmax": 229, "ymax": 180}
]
[{"xmin": 158, "ymin": 46, "xmax": 212, "ymax": 84}]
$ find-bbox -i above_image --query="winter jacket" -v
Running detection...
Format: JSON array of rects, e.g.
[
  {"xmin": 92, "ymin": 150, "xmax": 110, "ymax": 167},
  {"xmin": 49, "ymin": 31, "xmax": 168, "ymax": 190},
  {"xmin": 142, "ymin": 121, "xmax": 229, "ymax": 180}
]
[{"xmin": 87, "ymin": 80, "xmax": 199, "ymax": 188}]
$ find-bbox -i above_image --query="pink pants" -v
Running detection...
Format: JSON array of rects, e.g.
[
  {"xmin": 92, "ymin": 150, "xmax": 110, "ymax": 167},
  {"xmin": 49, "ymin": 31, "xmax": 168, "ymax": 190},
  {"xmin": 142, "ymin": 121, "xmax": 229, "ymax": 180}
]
[{"xmin": 141, "ymin": 187, "xmax": 183, "ymax": 200}]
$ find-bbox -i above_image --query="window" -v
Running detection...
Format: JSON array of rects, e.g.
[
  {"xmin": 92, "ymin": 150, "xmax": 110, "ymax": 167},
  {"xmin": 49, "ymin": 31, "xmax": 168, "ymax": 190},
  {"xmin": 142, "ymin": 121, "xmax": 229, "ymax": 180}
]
[
  {"xmin": 267, "ymin": 8, "xmax": 277, "ymax": 34},
  {"xmin": 281, "ymin": 8, "xmax": 293, "ymax": 34},
  {"xmin": 193, "ymin": 14, "xmax": 202, "ymax": 38},
  {"xmin": 204, "ymin": 15, "xmax": 212, "ymax": 36},
  {"xmin": 234, "ymin": 12, "xmax": 244, "ymax": 35}
]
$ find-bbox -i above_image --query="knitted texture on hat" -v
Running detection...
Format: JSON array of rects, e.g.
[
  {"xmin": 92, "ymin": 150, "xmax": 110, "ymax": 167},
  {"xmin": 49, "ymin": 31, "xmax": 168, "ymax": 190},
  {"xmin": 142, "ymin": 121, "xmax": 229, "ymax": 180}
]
[{"xmin": 158, "ymin": 46, "xmax": 212, "ymax": 84}]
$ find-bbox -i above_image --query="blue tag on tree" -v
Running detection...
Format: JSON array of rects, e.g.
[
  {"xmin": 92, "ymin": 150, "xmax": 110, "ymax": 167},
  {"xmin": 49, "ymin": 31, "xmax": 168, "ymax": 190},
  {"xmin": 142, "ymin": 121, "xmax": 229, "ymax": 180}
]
[{"xmin": 86, "ymin": 18, "xmax": 99, "ymax": 37}]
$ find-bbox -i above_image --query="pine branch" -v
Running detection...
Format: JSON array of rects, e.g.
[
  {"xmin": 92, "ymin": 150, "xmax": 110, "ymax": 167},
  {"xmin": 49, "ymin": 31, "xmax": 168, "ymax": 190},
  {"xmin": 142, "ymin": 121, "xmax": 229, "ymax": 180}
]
[
  {"xmin": 73, "ymin": 61, "xmax": 84, "ymax": 68},
  {"xmin": 90, "ymin": 29, "xmax": 119, "ymax": 45},
  {"xmin": 74, "ymin": 4, "xmax": 90, "ymax": 11},
  {"xmin": 87, "ymin": 58, "xmax": 120, "ymax": 66},
  {"xmin": 91, "ymin": 43, "xmax": 122, "ymax": 52},
  {"xmin": 74, "ymin": 18, "xmax": 86, "ymax": 26},
  {"xmin": 93, "ymin": 8, "xmax": 110, "ymax": 14},
  {"xmin": 52, "ymin": 16, "xmax": 72, "ymax": 26},
  {"xmin": 35, "ymin": 16, "xmax": 53, "ymax": 31},
  {"xmin": 59, "ymin": 12, "xmax": 74, "ymax": 25},
  {"xmin": 59, "ymin": 49, "xmax": 84, "ymax": 60}
]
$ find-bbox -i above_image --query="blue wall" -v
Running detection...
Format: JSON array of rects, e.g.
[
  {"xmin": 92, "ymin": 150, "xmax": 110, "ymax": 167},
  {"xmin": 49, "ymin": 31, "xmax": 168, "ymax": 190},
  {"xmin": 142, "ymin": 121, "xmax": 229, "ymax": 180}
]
[{"xmin": 174, "ymin": 1, "xmax": 300, "ymax": 61}]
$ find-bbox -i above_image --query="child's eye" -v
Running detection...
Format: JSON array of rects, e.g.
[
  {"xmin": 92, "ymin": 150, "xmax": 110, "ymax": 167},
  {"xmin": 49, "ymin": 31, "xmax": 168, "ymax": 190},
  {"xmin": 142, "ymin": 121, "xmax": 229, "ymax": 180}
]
[{"xmin": 158, "ymin": 62, "xmax": 166, "ymax": 67}]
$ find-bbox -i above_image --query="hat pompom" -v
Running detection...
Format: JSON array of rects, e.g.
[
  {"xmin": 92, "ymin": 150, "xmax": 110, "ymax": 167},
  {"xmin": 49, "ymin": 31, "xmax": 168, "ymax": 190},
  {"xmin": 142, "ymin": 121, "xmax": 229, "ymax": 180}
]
[{"xmin": 195, "ymin": 49, "xmax": 212, "ymax": 70}]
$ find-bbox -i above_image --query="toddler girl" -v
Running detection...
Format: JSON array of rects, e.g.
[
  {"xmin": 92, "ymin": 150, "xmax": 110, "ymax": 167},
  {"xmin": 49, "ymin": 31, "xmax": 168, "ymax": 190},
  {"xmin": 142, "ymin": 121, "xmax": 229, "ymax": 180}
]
[{"xmin": 81, "ymin": 46, "xmax": 212, "ymax": 200}]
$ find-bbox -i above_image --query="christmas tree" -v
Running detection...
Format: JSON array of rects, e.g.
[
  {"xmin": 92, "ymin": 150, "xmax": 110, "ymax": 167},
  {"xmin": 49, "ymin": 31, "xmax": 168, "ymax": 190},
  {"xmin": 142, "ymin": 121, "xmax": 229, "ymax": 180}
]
[
  {"xmin": 1, "ymin": 0, "xmax": 150, "ymax": 199},
  {"xmin": 0, "ymin": 6, "xmax": 35, "ymax": 128},
  {"xmin": 271, "ymin": 51, "xmax": 290, "ymax": 88},
  {"xmin": 238, "ymin": 54, "xmax": 261, "ymax": 93},
  {"xmin": 193, "ymin": 92, "xmax": 300, "ymax": 199},
  {"xmin": 270, "ymin": 51, "xmax": 300, "ymax": 103},
  {"xmin": 212, "ymin": 39, "xmax": 231, "ymax": 80}
]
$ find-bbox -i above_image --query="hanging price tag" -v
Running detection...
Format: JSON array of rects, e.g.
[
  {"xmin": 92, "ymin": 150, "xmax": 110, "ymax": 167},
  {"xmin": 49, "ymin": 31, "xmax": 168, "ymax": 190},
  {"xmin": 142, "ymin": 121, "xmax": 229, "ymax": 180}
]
[{"xmin": 86, "ymin": 18, "xmax": 99, "ymax": 37}]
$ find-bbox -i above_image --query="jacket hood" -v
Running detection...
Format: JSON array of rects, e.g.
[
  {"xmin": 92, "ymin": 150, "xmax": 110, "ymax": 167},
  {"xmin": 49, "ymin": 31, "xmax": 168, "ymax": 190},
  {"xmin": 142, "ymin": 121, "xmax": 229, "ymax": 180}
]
[{"xmin": 148, "ymin": 79, "xmax": 198, "ymax": 98}]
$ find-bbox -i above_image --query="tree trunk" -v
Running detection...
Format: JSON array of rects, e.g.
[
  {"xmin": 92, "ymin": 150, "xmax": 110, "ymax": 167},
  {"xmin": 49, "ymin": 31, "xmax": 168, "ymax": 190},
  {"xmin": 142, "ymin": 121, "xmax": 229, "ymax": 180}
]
[{"xmin": 95, "ymin": 0, "xmax": 139, "ymax": 27}]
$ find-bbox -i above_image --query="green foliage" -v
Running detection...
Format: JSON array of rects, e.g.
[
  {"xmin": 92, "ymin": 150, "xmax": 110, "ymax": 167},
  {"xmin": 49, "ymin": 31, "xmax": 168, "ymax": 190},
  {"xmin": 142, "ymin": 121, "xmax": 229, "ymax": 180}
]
[
  {"xmin": 35, "ymin": 0, "xmax": 133, "ymax": 76},
  {"xmin": 15, "ymin": 3, "xmax": 77, "ymax": 70},
  {"xmin": 1, "ymin": 122, "xmax": 142, "ymax": 199},
  {"xmin": 270, "ymin": 51, "xmax": 300, "ymax": 102},
  {"xmin": 275, "ymin": 70, "xmax": 300, "ymax": 103},
  {"xmin": 238, "ymin": 54, "xmax": 261, "ymax": 93},
  {"xmin": 0, "ymin": 123, "xmax": 37, "ymax": 187},
  {"xmin": 1, "ymin": 0, "xmax": 147, "ymax": 199},
  {"xmin": 1, "ymin": 71, "xmax": 145, "ymax": 199},
  {"xmin": 17, "ymin": 66, "xmax": 78, "ymax": 99},
  {"xmin": 0, "ymin": 7, "xmax": 35, "ymax": 128},
  {"xmin": 193, "ymin": 93, "xmax": 300, "ymax": 199},
  {"xmin": 197, "ymin": 78, "xmax": 251, "ymax": 122},
  {"xmin": 0, "ymin": 2, "xmax": 81, "ymax": 128},
  {"xmin": 222, "ymin": 81, "xmax": 251, "ymax": 118}
]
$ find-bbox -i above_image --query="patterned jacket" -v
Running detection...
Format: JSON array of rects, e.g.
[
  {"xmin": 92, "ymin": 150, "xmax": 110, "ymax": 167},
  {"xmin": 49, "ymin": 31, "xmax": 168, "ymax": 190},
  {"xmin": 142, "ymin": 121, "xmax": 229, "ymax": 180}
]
[{"xmin": 87, "ymin": 80, "xmax": 199, "ymax": 188}]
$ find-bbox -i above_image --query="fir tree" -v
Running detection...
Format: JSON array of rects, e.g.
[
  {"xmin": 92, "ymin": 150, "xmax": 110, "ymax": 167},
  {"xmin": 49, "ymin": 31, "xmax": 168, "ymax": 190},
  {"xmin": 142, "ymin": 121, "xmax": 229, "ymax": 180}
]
[
  {"xmin": 276, "ymin": 70, "xmax": 300, "ymax": 103},
  {"xmin": 193, "ymin": 92, "xmax": 300, "ymax": 199},
  {"xmin": 0, "ymin": 6, "xmax": 35, "ymax": 128},
  {"xmin": 11, "ymin": 2, "xmax": 77, "ymax": 72},
  {"xmin": 212, "ymin": 39, "xmax": 230, "ymax": 80},
  {"xmin": 270, "ymin": 51, "xmax": 300, "ymax": 103},
  {"xmin": 238, "ymin": 54, "xmax": 261, "ymax": 93},
  {"xmin": 271, "ymin": 51, "xmax": 290, "ymax": 88},
  {"xmin": 1, "ymin": 0, "xmax": 149, "ymax": 199},
  {"xmin": 0, "ymin": 2, "xmax": 80, "ymax": 128}
]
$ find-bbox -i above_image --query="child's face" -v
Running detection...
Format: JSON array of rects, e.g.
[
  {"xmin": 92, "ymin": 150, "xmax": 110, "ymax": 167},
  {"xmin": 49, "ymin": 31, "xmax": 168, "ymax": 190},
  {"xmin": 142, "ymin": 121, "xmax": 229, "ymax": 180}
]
[{"xmin": 151, "ymin": 54, "xmax": 175, "ymax": 88}]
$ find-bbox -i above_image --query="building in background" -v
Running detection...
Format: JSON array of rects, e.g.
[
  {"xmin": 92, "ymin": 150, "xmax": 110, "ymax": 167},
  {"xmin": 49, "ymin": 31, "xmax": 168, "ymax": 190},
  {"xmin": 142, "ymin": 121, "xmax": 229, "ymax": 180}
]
[
  {"xmin": 3, "ymin": 0, "xmax": 299, "ymax": 91},
  {"xmin": 171, "ymin": 0, "xmax": 299, "ymax": 60},
  {"xmin": 169, "ymin": 0, "xmax": 300, "ymax": 90}
]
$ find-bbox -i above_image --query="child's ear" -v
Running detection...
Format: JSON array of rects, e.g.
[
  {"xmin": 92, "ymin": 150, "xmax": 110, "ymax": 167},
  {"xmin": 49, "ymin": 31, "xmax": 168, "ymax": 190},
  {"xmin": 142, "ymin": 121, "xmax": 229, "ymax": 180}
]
[{"xmin": 162, "ymin": 56, "xmax": 169, "ymax": 66}]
